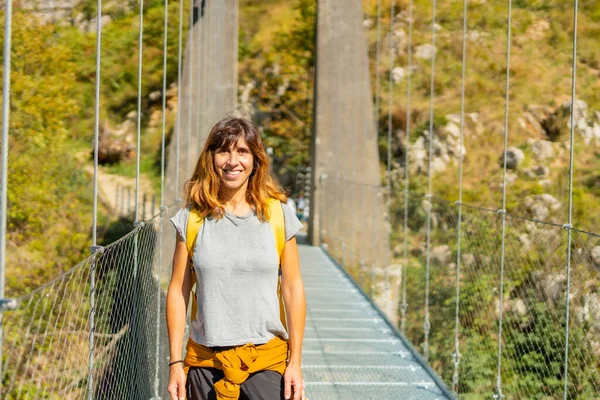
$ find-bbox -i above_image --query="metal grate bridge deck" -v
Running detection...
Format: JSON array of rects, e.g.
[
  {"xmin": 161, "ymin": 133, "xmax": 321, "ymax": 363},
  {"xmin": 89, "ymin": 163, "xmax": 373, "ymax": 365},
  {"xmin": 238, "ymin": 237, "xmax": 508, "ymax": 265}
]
[{"xmin": 299, "ymin": 244, "xmax": 453, "ymax": 400}]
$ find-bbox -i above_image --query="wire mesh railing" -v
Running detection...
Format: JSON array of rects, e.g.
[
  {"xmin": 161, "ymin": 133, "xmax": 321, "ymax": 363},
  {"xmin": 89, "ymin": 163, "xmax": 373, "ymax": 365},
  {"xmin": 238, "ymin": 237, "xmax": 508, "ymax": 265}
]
[
  {"xmin": 1, "ymin": 208, "xmax": 176, "ymax": 399},
  {"xmin": 325, "ymin": 188, "xmax": 600, "ymax": 399}
]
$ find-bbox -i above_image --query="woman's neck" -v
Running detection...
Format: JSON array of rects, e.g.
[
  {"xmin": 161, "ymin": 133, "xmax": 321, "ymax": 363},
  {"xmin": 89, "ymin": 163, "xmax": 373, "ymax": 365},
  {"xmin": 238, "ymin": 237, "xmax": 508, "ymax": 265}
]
[{"xmin": 220, "ymin": 187, "xmax": 251, "ymax": 214}]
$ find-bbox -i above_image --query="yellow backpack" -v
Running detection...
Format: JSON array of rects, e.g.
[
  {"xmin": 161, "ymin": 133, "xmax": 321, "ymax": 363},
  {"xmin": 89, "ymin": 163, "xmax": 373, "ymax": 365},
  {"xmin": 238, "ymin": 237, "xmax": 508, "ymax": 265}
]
[{"xmin": 185, "ymin": 198, "xmax": 288, "ymax": 331}]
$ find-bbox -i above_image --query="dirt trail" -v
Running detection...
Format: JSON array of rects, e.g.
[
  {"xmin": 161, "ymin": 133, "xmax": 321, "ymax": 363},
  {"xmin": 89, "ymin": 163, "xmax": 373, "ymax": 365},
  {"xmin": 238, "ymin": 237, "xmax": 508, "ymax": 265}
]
[{"xmin": 83, "ymin": 165, "xmax": 157, "ymax": 221}]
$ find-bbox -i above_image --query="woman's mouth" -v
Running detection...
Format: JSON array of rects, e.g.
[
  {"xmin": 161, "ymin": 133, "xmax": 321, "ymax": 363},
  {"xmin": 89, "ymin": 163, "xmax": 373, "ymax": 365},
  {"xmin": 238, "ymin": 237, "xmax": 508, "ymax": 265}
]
[{"xmin": 224, "ymin": 170, "xmax": 242, "ymax": 179}]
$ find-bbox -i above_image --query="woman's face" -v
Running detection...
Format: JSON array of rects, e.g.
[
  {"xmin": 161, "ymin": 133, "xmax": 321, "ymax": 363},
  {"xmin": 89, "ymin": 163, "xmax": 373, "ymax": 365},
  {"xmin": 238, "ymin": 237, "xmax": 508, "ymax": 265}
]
[{"xmin": 213, "ymin": 136, "xmax": 254, "ymax": 194}]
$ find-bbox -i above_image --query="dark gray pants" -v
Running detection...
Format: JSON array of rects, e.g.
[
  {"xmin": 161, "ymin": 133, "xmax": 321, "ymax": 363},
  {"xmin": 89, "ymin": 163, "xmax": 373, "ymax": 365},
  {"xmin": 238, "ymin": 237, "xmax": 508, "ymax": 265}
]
[{"xmin": 186, "ymin": 367, "xmax": 285, "ymax": 400}]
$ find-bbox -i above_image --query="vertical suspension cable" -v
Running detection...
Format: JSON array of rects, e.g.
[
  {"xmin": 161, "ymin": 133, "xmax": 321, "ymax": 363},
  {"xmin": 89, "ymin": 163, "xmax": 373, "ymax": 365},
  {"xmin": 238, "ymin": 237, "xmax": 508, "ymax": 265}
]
[
  {"xmin": 131, "ymin": 0, "xmax": 145, "ymax": 393},
  {"xmin": 153, "ymin": 0, "xmax": 169, "ymax": 396},
  {"xmin": 562, "ymin": 1, "xmax": 579, "ymax": 398},
  {"xmin": 196, "ymin": 0, "xmax": 202, "ymax": 155},
  {"xmin": 160, "ymin": 1, "xmax": 169, "ymax": 211},
  {"xmin": 400, "ymin": 0, "xmax": 413, "ymax": 335},
  {"xmin": 135, "ymin": 0, "xmax": 145, "ymax": 224},
  {"xmin": 0, "ymin": 0, "xmax": 13, "ymax": 387},
  {"xmin": 374, "ymin": 0, "xmax": 382, "ymax": 138},
  {"xmin": 385, "ymin": 0, "xmax": 396, "ymax": 315},
  {"xmin": 88, "ymin": 0, "xmax": 103, "ymax": 397},
  {"xmin": 423, "ymin": 0, "xmax": 437, "ymax": 362},
  {"xmin": 175, "ymin": 0, "xmax": 184, "ymax": 201},
  {"xmin": 386, "ymin": 0, "xmax": 395, "ymax": 197},
  {"xmin": 495, "ymin": 1, "xmax": 513, "ymax": 398},
  {"xmin": 187, "ymin": 0, "xmax": 194, "ymax": 176},
  {"xmin": 452, "ymin": 0, "xmax": 468, "ymax": 394}
]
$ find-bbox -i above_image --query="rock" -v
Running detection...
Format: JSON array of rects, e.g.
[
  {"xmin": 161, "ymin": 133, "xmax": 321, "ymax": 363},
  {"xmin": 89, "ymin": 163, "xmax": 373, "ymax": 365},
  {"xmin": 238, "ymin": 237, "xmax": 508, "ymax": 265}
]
[
  {"xmin": 431, "ymin": 158, "xmax": 447, "ymax": 174},
  {"xmin": 501, "ymin": 147, "xmax": 525, "ymax": 170},
  {"xmin": 149, "ymin": 90, "xmax": 162, "ymax": 102},
  {"xmin": 523, "ymin": 165, "xmax": 549, "ymax": 179},
  {"xmin": 410, "ymin": 246, "xmax": 424, "ymax": 257},
  {"xmin": 590, "ymin": 246, "xmax": 600, "ymax": 269},
  {"xmin": 392, "ymin": 29, "xmax": 408, "ymax": 56},
  {"xmin": 524, "ymin": 19, "xmax": 550, "ymax": 42},
  {"xmin": 519, "ymin": 234, "xmax": 531, "ymax": 250},
  {"xmin": 462, "ymin": 253, "xmax": 475, "ymax": 267},
  {"xmin": 534, "ymin": 272, "xmax": 567, "ymax": 303},
  {"xmin": 505, "ymin": 171, "xmax": 518, "ymax": 186},
  {"xmin": 421, "ymin": 198, "xmax": 432, "ymax": 214},
  {"xmin": 508, "ymin": 299, "xmax": 528, "ymax": 317},
  {"xmin": 431, "ymin": 245, "xmax": 451, "ymax": 266},
  {"xmin": 524, "ymin": 194, "xmax": 561, "ymax": 220},
  {"xmin": 166, "ymin": 83, "xmax": 178, "ymax": 99},
  {"xmin": 415, "ymin": 44, "xmax": 436, "ymax": 60},
  {"xmin": 410, "ymin": 136, "xmax": 428, "ymax": 173},
  {"xmin": 86, "ymin": 15, "xmax": 113, "ymax": 34},
  {"xmin": 588, "ymin": 293, "xmax": 600, "ymax": 330},
  {"xmin": 391, "ymin": 67, "xmax": 405, "ymax": 83},
  {"xmin": 96, "ymin": 121, "xmax": 135, "ymax": 164},
  {"xmin": 537, "ymin": 194, "xmax": 561, "ymax": 211},
  {"xmin": 466, "ymin": 30, "xmax": 489, "ymax": 44},
  {"xmin": 529, "ymin": 203, "xmax": 549, "ymax": 220},
  {"xmin": 528, "ymin": 139, "xmax": 554, "ymax": 160}
]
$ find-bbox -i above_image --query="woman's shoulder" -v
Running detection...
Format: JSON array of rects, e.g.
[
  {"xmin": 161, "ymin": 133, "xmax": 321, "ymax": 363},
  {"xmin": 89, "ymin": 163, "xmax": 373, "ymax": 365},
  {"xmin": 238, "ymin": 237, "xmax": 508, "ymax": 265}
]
[{"xmin": 170, "ymin": 206, "xmax": 192, "ymax": 242}]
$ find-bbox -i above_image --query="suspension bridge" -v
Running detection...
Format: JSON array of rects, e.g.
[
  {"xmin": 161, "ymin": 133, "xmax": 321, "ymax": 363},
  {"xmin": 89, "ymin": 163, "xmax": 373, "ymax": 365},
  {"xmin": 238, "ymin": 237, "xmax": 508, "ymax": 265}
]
[{"xmin": 1, "ymin": 0, "xmax": 598, "ymax": 399}]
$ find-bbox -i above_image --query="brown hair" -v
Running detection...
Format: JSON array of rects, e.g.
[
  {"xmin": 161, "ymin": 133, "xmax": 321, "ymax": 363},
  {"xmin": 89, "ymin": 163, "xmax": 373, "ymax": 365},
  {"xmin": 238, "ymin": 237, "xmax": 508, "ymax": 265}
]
[{"xmin": 184, "ymin": 117, "xmax": 287, "ymax": 221}]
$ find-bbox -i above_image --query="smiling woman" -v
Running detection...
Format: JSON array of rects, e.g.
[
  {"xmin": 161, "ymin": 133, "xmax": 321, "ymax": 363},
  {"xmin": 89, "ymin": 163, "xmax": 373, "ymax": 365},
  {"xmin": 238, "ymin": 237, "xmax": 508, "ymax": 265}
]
[{"xmin": 166, "ymin": 117, "xmax": 307, "ymax": 400}]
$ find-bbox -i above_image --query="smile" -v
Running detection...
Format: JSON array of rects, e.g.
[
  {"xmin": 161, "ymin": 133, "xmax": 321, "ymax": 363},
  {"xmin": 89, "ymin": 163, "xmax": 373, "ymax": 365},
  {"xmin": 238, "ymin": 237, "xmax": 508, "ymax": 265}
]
[{"xmin": 224, "ymin": 170, "xmax": 242, "ymax": 178}]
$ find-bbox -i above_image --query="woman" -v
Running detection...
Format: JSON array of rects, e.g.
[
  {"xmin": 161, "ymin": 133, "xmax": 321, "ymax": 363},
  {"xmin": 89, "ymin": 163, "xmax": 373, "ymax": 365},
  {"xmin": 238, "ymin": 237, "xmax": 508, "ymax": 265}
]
[{"xmin": 166, "ymin": 117, "xmax": 306, "ymax": 400}]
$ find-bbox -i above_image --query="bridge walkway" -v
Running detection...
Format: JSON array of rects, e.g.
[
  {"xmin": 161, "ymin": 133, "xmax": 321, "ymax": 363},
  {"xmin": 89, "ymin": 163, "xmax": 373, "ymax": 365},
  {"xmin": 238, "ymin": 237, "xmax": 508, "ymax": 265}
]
[{"xmin": 298, "ymin": 243, "xmax": 453, "ymax": 400}]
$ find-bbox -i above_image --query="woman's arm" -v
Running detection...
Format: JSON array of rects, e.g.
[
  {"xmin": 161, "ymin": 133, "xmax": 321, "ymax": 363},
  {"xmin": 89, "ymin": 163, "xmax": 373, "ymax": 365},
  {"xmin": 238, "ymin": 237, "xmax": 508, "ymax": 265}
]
[
  {"xmin": 166, "ymin": 232, "xmax": 192, "ymax": 400},
  {"xmin": 281, "ymin": 236, "xmax": 306, "ymax": 400}
]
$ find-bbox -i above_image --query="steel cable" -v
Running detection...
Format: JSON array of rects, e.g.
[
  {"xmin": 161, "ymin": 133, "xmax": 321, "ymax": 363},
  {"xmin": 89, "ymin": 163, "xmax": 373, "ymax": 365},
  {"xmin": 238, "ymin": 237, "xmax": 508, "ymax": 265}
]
[
  {"xmin": 0, "ymin": 0, "xmax": 13, "ymax": 387},
  {"xmin": 175, "ymin": 0, "xmax": 184, "ymax": 201},
  {"xmin": 494, "ymin": 1, "xmax": 513, "ymax": 398},
  {"xmin": 423, "ymin": 0, "xmax": 437, "ymax": 362},
  {"xmin": 452, "ymin": 0, "xmax": 468, "ymax": 394},
  {"xmin": 400, "ymin": 0, "xmax": 413, "ymax": 336},
  {"xmin": 562, "ymin": 0, "xmax": 579, "ymax": 398}
]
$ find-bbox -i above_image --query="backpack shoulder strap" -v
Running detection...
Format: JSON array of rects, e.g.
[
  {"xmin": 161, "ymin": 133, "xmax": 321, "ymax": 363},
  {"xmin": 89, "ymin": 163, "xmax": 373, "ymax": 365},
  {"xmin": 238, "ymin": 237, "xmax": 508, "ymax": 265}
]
[
  {"xmin": 266, "ymin": 198, "xmax": 289, "ymax": 331},
  {"xmin": 185, "ymin": 208, "xmax": 203, "ymax": 322},
  {"xmin": 186, "ymin": 208, "xmax": 204, "ymax": 260},
  {"xmin": 266, "ymin": 198, "xmax": 285, "ymax": 261}
]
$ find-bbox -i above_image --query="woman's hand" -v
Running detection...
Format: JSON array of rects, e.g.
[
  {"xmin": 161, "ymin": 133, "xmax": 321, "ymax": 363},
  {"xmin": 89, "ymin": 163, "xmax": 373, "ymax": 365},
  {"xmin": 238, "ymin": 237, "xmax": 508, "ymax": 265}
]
[
  {"xmin": 284, "ymin": 363, "xmax": 305, "ymax": 400},
  {"xmin": 167, "ymin": 364, "xmax": 186, "ymax": 400}
]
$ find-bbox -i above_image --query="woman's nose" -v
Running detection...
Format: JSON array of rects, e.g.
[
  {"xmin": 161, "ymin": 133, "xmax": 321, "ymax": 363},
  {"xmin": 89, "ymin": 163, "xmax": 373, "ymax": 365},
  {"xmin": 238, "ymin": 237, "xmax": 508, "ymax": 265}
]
[{"xmin": 227, "ymin": 152, "xmax": 239, "ymax": 165}]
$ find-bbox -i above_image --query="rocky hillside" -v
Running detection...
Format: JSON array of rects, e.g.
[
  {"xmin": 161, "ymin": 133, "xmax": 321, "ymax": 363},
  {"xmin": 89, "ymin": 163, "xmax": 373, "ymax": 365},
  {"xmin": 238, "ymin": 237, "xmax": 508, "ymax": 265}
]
[{"xmin": 365, "ymin": 0, "xmax": 600, "ymax": 233}]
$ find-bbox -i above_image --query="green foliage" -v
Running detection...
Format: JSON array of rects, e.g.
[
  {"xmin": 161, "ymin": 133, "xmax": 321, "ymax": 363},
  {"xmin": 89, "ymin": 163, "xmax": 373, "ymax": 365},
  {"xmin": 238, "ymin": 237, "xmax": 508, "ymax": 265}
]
[
  {"xmin": 239, "ymin": 0, "xmax": 316, "ymax": 188},
  {"xmin": 3, "ymin": 1, "xmax": 189, "ymax": 295},
  {"xmin": 1, "ymin": 12, "xmax": 93, "ymax": 295}
]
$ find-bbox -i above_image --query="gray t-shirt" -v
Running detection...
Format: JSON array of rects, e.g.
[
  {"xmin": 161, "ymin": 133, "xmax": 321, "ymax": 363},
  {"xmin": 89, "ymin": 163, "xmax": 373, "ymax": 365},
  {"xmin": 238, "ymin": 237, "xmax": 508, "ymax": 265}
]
[{"xmin": 170, "ymin": 201, "xmax": 303, "ymax": 347}]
